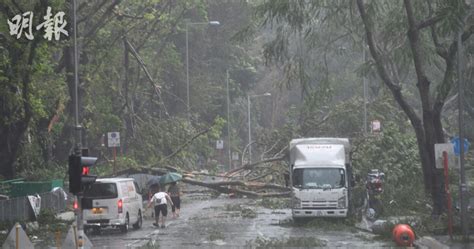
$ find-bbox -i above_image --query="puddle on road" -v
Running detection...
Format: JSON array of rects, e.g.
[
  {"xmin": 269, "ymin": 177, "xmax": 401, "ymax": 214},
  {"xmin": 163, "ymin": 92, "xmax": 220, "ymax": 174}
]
[{"xmin": 151, "ymin": 196, "xmax": 396, "ymax": 248}]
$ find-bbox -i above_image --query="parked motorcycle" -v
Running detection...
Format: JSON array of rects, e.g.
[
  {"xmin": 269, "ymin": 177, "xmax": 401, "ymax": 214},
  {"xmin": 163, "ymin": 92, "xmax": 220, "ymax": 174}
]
[{"xmin": 366, "ymin": 169, "xmax": 385, "ymax": 220}]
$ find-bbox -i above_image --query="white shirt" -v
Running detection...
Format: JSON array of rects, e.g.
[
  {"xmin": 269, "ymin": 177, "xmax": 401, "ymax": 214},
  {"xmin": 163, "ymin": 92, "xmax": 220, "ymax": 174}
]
[{"xmin": 150, "ymin": 192, "xmax": 169, "ymax": 206}]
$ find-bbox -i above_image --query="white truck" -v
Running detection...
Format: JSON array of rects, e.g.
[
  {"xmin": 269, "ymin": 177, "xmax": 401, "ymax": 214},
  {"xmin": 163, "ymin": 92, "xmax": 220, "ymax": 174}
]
[{"xmin": 289, "ymin": 138, "xmax": 353, "ymax": 219}]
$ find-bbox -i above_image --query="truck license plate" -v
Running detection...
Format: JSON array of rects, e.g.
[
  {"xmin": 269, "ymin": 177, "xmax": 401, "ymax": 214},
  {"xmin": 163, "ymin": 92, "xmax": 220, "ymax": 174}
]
[{"xmin": 316, "ymin": 211, "xmax": 323, "ymax": 216}]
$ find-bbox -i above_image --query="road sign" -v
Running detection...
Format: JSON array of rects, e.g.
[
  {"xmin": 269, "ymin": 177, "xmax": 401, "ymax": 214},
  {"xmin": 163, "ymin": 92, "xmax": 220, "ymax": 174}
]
[
  {"xmin": 451, "ymin": 137, "xmax": 470, "ymax": 156},
  {"xmin": 435, "ymin": 143, "xmax": 455, "ymax": 169},
  {"xmin": 107, "ymin": 132, "xmax": 120, "ymax": 147},
  {"xmin": 216, "ymin": 140, "xmax": 224, "ymax": 150},
  {"xmin": 232, "ymin": 152, "xmax": 239, "ymax": 161},
  {"xmin": 27, "ymin": 195, "xmax": 41, "ymax": 218},
  {"xmin": 2, "ymin": 223, "xmax": 34, "ymax": 249},
  {"xmin": 371, "ymin": 120, "xmax": 381, "ymax": 133}
]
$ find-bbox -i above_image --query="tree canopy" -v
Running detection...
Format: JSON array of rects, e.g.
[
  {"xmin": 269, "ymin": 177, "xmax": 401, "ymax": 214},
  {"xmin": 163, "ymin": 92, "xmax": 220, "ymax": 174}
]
[
  {"xmin": 0, "ymin": 1, "xmax": 473, "ymax": 218},
  {"xmin": 251, "ymin": 0, "xmax": 474, "ymax": 214}
]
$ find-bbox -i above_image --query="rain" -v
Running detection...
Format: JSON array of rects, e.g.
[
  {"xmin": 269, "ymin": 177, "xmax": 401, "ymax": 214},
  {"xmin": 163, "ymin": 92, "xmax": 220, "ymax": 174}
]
[{"xmin": 0, "ymin": 1, "xmax": 473, "ymax": 248}]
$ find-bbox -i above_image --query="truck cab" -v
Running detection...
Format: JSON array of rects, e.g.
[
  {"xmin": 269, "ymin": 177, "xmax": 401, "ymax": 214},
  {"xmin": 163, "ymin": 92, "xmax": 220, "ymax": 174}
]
[{"xmin": 290, "ymin": 138, "xmax": 352, "ymax": 219}]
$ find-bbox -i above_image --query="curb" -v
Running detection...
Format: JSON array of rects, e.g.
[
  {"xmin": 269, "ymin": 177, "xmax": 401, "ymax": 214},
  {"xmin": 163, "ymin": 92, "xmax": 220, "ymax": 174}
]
[{"xmin": 414, "ymin": 236, "xmax": 449, "ymax": 249}]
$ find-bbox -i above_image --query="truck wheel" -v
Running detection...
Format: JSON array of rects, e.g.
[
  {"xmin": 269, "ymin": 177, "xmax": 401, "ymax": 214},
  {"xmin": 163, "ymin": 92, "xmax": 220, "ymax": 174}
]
[
  {"xmin": 372, "ymin": 200, "xmax": 383, "ymax": 217},
  {"xmin": 120, "ymin": 214, "xmax": 130, "ymax": 233},
  {"xmin": 133, "ymin": 210, "xmax": 142, "ymax": 229},
  {"xmin": 366, "ymin": 208, "xmax": 377, "ymax": 220}
]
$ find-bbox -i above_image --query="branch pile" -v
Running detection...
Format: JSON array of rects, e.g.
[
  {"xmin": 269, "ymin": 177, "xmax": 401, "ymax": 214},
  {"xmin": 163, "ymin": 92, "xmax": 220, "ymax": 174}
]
[{"xmin": 110, "ymin": 156, "xmax": 290, "ymax": 198}]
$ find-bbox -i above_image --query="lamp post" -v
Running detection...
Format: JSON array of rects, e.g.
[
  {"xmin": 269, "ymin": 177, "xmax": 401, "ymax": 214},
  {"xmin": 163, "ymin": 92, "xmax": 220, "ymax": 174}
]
[
  {"xmin": 185, "ymin": 20, "xmax": 220, "ymax": 116},
  {"xmin": 247, "ymin": 93, "xmax": 271, "ymax": 164},
  {"xmin": 226, "ymin": 70, "xmax": 231, "ymax": 170},
  {"xmin": 363, "ymin": 46, "xmax": 368, "ymax": 134}
]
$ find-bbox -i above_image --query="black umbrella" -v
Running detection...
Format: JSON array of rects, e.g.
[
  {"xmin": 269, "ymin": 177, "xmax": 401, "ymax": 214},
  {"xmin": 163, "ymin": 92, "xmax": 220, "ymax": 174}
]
[{"xmin": 147, "ymin": 175, "xmax": 162, "ymax": 187}]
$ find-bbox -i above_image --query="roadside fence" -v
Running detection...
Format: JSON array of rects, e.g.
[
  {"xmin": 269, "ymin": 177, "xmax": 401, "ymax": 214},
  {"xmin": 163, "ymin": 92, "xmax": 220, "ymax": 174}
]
[{"xmin": 0, "ymin": 188, "xmax": 72, "ymax": 222}]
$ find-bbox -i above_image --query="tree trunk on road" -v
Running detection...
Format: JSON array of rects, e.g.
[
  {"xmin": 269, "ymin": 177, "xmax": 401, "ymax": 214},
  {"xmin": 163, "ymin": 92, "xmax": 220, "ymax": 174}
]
[{"xmin": 108, "ymin": 157, "xmax": 290, "ymax": 198}]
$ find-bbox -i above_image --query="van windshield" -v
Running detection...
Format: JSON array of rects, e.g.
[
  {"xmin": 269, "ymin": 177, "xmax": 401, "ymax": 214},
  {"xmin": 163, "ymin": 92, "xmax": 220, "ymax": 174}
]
[
  {"xmin": 292, "ymin": 168, "xmax": 345, "ymax": 189},
  {"xmin": 83, "ymin": 183, "xmax": 118, "ymax": 199}
]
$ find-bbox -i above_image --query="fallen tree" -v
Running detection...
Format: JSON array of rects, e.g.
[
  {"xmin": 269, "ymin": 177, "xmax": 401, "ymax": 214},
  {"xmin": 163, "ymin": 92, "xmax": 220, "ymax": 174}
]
[
  {"xmin": 182, "ymin": 177, "xmax": 290, "ymax": 198},
  {"xmin": 108, "ymin": 157, "xmax": 290, "ymax": 198}
]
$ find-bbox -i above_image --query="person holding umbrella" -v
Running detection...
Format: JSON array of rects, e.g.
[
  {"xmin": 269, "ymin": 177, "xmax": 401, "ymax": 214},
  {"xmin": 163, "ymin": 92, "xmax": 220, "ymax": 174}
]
[
  {"xmin": 167, "ymin": 182, "xmax": 182, "ymax": 218},
  {"xmin": 158, "ymin": 172, "xmax": 183, "ymax": 219},
  {"xmin": 146, "ymin": 185, "xmax": 173, "ymax": 228},
  {"xmin": 147, "ymin": 176, "xmax": 161, "ymax": 203}
]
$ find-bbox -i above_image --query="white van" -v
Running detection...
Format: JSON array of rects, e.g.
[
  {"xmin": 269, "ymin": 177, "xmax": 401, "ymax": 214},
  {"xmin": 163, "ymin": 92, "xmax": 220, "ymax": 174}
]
[{"xmin": 82, "ymin": 178, "xmax": 143, "ymax": 233}]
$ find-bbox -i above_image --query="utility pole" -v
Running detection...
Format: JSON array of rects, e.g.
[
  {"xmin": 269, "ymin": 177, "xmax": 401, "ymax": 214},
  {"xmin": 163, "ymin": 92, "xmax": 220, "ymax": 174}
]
[
  {"xmin": 247, "ymin": 95, "xmax": 252, "ymax": 164},
  {"xmin": 185, "ymin": 23, "xmax": 190, "ymax": 117}
]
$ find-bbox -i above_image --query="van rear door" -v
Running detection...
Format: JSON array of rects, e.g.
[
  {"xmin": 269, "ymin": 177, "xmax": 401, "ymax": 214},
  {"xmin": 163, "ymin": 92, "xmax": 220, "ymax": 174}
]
[{"xmin": 83, "ymin": 182, "xmax": 119, "ymax": 218}]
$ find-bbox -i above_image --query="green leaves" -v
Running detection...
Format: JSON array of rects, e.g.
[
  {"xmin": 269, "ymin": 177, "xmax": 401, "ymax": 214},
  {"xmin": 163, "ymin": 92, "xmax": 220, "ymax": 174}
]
[
  {"xmin": 352, "ymin": 122, "xmax": 426, "ymax": 215},
  {"xmin": 209, "ymin": 116, "xmax": 225, "ymax": 140}
]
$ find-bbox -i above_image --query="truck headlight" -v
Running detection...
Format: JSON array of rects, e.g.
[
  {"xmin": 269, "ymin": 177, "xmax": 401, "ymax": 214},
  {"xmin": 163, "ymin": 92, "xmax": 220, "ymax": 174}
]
[
  {"xmin": 292, "ymin": 196, "xmax": 301, "ymax": 209},
  {"xmin": 338, "ymin": 196, "xmax": 346, "ymax": 209}
]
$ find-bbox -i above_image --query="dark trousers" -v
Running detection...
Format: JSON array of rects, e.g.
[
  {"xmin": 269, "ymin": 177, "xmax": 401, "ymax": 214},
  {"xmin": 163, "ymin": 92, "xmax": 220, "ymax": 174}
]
[{"xmin": 171, "ymin": 196, "xmax": 180, "ymax": 212}]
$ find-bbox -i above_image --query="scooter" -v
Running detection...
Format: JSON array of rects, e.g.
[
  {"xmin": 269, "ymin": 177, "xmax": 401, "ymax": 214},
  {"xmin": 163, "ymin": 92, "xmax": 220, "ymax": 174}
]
[{"xmin": 365, "ymin": 169, "xmax": 385, "ymax": 220}]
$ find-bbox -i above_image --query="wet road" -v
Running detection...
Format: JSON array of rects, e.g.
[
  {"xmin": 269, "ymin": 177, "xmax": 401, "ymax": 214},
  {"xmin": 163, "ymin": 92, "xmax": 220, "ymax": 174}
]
[{"xmin": 88, "ymin": 189, "xmax": 397, "ymax": 248}]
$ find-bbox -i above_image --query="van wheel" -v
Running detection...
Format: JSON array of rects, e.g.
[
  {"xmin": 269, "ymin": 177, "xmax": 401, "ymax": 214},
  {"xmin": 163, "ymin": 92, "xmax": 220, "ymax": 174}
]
[
  {"xmin": 133, "ymin": 210, "xmax": 142, "ymax": 229},
  {"xmin": 92, "ymin": 227, "xmax": 101, "ymax": 235},
  {"xmin": 120, "ymin": 214, "xmax": 129, "ymax": 233},
  {"xmin": 85, "ymin": 227, "xmax": 98, "ymax": 235}
]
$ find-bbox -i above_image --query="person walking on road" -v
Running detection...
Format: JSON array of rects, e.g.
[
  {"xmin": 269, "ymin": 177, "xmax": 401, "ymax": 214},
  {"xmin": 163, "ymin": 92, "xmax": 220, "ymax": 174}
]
[
  {"xmin": 167, "ymin": 182, "xmax": 181, "ymax": 218},
  {"xmin": 147, "ymin": 185, "xmax": 173, "ymax": 228}
]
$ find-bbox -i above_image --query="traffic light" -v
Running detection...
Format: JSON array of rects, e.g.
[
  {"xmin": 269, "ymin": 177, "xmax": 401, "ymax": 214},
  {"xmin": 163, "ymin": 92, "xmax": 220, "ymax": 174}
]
[
  {"xmin": 68, "ymin": 154, "xmax": 98, "ymax": 194},
  {"xmin": 80, "ymin": 156, "xmax": 98, "ymax": 186}
]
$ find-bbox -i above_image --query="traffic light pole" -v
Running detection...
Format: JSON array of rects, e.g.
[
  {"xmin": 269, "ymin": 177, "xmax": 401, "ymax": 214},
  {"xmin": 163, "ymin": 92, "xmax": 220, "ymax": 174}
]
[
  {"xmin": 73, "ymin": 0, "xmax": 86, "ymax": 247},
  {"xmin": 73, "ymin": 0, "xmax": 81, "ymax": 149},
  {"xmin": 76, "ymin": 194, "xmax": 84, "ymax": 248}
]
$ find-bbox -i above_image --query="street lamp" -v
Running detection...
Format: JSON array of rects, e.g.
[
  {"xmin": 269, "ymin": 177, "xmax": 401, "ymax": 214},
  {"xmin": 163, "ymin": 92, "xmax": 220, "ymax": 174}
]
[
  {"xmin": 226, "ymin": 70, "xmax": 231, "ymax": 170},
  {"xmin": 362, "ymin": 46, "xmax": 368, "ymax": 134},
  {"xmin": 185, "ymin": 20, "xmax": 220, "ymax": 116},
  {"xmin": 247, "ymin": 92, "xmax": 271, "ymax": 164}
]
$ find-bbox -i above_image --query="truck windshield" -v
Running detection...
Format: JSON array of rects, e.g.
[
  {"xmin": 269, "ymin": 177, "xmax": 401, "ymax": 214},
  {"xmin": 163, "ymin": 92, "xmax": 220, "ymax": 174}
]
[{"xmin": 292, "ymin": 168, "xmax": 345, "ymax": 189}]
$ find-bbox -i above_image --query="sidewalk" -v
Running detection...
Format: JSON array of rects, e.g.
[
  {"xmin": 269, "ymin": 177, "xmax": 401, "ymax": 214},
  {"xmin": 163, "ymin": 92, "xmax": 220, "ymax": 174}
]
[{"xmin": 415, "ymin": 235, "xmax": 473, "ymax": 249}]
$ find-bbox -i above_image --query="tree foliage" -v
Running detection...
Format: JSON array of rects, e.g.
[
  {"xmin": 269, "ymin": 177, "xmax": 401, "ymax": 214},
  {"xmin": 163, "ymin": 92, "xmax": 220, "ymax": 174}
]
[
  {"xmin": 352, "ymin": 122, "xmax": 427, "ymax": 215},
  {"xmin": 0, "ymin": 0, "xmax": 257, "ymax": 180},
  {"xmin": 0, "ymin": 0, "xmax": 67, "ymax": 179},
  {"xmin": 251, "ymin": 0, "xmax": 474, "ymax": 215}
]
